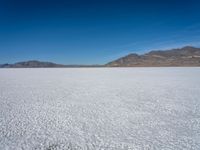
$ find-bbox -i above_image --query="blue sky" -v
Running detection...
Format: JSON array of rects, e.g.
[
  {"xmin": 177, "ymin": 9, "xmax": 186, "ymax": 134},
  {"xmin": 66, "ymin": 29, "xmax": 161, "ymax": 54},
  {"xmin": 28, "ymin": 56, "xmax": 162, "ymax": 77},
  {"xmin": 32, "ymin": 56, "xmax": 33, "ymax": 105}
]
[{"xmin": 1, "ymin": 0, "xmax": 200, "ymax": 64}]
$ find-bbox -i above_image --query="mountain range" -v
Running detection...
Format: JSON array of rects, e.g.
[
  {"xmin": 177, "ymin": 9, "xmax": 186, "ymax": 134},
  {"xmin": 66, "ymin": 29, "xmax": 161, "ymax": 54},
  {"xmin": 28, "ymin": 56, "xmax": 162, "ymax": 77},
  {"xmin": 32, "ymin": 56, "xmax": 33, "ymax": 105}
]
[
  {"xmin": 1, "ymin": 46, "xmax": 200, "ymax": 68},
  {"xmin": 106, "ymin": 46, "xmax": 200, "ymax": 67}
]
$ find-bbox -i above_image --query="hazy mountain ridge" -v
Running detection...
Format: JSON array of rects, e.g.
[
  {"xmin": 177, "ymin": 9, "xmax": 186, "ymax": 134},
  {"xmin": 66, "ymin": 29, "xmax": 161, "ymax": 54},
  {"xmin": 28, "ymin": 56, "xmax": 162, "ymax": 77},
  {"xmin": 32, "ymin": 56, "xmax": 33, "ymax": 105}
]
[
  {"xmin": 0, "ymin": 60, "xmax": 66, "ymax": 68},
  {"xmin": 106, "ymin": 46, "xmax": 200, "ymax": 67},
  {"xmin": 0, "ymin": 60, "xmax": 102, "ymax": 68}
]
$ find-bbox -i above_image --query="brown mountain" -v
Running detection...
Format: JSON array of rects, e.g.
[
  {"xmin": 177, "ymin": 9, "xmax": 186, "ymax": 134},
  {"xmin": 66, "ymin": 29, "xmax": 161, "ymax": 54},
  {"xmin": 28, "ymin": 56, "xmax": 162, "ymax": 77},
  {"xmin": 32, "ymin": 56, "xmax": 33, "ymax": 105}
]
[{"xmin": 106, "ymin": 46, "xmax": 200, "ymax": 67}]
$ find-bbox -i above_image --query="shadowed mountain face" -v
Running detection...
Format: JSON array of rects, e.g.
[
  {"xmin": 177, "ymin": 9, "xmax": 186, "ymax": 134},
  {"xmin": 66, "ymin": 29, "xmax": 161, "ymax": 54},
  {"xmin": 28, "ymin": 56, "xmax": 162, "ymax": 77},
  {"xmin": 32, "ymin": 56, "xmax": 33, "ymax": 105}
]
[{"xmin": 106, "ymin": 46, "xmax": 200, "ymax": 67}]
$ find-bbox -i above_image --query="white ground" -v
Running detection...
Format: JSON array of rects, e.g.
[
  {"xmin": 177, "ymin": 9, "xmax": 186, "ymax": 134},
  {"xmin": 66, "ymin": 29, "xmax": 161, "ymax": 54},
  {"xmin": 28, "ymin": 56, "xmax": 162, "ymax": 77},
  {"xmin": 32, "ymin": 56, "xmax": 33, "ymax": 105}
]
[{"xmin": 0, "ymin": 68, "xmax": 200, "ymax": 150}]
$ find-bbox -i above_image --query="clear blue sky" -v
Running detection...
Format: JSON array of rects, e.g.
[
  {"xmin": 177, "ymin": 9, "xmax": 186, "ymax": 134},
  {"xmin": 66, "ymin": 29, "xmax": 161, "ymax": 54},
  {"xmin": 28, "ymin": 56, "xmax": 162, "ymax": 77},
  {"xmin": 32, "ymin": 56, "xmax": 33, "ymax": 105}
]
[{"xmin": 1, "ymin": 0, "xmax": 200, "ymax": 64}]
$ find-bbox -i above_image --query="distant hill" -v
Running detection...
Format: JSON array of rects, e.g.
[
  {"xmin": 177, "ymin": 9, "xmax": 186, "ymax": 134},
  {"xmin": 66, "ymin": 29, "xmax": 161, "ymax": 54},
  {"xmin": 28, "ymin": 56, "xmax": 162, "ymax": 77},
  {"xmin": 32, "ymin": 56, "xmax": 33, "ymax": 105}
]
[
  {"xmin": 106, "ymin": 46, "xmax": 200, "ymax": 67},
  {"xmin": 0, "ymin": 60, "xmax": 66, "ymax": 68},
  {"xmin": 0, "ymin": 60, "xmax": 103, "ymax": 68}
]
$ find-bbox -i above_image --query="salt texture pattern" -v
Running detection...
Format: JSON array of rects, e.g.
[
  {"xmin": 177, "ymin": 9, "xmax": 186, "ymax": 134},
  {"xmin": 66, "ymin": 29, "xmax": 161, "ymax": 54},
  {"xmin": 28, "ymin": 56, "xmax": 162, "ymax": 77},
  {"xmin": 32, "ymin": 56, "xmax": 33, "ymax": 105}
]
[{"xmin": 0, "ymin": 68, "xmax": 200, "ymax": 150}]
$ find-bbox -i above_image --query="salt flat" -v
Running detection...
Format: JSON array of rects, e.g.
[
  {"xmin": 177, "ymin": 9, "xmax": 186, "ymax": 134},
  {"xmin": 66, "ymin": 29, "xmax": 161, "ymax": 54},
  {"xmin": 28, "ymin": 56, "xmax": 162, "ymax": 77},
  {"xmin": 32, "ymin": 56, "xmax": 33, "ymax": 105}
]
[{"xmin": 0, "ymin": 68, "xmax": 200, "ymax": 150}]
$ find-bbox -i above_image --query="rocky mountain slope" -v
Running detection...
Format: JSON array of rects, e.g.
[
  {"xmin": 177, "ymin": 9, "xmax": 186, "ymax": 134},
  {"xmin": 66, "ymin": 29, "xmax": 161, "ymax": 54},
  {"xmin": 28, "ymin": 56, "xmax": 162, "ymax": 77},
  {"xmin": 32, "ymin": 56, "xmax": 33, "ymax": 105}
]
[{"xmin": 106, "ymin": 46, "xmax": 200, "ymax": 67}]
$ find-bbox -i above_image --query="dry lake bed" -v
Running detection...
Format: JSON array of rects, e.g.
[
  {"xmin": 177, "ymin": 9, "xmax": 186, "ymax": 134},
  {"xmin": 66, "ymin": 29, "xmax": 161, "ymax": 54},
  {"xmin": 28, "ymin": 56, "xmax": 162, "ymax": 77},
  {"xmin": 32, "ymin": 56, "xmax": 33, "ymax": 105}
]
[{"xmin": 0, "ymin": 68, "xmax": 200, "ymax": 150}]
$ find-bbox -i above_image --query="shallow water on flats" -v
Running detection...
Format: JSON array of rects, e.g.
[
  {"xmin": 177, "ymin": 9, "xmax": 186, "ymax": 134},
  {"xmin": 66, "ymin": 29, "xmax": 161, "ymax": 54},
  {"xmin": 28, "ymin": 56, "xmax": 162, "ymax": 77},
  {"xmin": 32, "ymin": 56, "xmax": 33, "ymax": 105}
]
[{"xmin": 0, "ymin": 68, "xmax": 200, "ymax": 150}]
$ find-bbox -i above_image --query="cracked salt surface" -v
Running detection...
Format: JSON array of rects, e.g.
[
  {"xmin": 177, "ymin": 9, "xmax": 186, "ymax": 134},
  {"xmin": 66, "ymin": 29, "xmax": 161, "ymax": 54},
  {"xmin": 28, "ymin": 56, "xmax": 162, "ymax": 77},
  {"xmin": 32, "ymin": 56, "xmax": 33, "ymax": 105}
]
[{"xmin": 0, "ymin": 68, "xmax": 200, "ymax": 150}]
